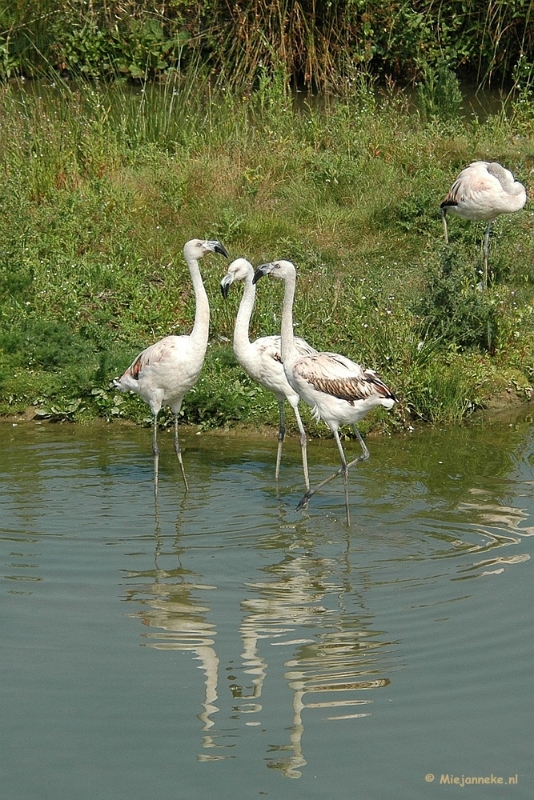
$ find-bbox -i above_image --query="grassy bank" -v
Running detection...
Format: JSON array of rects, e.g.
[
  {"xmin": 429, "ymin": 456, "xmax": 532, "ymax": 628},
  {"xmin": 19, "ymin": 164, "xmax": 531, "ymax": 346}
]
[{"xmin": 0, "ymin": 74, "xmax": 533, "ymax": 437}]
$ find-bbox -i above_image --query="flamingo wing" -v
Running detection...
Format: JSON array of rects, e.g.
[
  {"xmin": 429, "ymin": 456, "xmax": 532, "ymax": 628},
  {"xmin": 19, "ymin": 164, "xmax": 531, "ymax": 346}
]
[{"xmin": 295, "ymin": 353, "xmax": 391, "ymax": 403}]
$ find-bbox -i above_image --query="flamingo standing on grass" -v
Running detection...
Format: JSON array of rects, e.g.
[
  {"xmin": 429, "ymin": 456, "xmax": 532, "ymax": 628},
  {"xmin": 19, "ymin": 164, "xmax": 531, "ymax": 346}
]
[
  {"xmin": 253, "ymin": 259, "xmax": 397, "ymax": 526},
  {"xmin": 440, "ymin": 161, "xmax": 526, "ymax": 287},
  {"xmin": 114, "ymin": 238, "xmax": 229, "ymax": 495},
  {"xmin": 220, "ymin": 257, "xmax": 316, "ymax": 488}
]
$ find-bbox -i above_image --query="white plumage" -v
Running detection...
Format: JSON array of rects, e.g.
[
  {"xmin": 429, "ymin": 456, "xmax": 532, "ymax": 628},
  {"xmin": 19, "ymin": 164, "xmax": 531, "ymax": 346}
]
[
  {"xmin": 253, "ymin": 259, "xmax": 397, "ymax": 525},
  {"xmin": 114, "ymin": 238, "xmax": 228, "ymax": 494},
  {"xmin": 220, "ymin": 257, "xmax": 316, "ymax": 487},
  {"xmin": 441, "ymin": 161, "xmax": 526, "ymax": 286}
]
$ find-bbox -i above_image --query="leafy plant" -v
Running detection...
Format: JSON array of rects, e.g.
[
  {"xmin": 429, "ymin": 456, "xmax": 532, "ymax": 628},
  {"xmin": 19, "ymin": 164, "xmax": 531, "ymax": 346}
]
[
  {"xmin": 416, "ymin": 62, "xmax": 464, "ymax": 122},
  {"xmin": 416, "ymin": 249, "xmax": 500, "ymax": 353},
  {"xmin": 1, "ymin": 1, "xmax": 534, "ymax": 90}
]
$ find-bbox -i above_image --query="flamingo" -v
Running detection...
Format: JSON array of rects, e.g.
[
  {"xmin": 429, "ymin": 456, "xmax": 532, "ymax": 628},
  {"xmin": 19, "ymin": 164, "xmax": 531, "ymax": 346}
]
[
  {"xmin": 113, "ymin": 238, "xmax": 229, "ymax": 494},
  {"xmin": 440, "ymin": 161, "xmax": 526, "ymax": 287},
  {"xmin": 220, "ymin": 257, "xmax": 316, "ymax": 488},
  {"xmin": 253, "ymin": 259, "xmax": 397, "ymax": 526}
]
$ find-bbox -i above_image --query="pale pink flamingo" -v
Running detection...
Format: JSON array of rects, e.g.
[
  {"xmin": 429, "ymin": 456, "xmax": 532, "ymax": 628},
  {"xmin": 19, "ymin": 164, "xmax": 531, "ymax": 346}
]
[
  {"xmin": 253, "ymin": 259, "xmax": 397, "ymax": 525},
  {"xmin": 114, "ymin": 238, "xmax": 228, "ymax": 494},
  {"xmin": 220, "ymin": 257, "xmax": 316, "ymax": 488},
  {"xmin": 441, "ymin": 161, "xmax": 526, "ymax": 286}
]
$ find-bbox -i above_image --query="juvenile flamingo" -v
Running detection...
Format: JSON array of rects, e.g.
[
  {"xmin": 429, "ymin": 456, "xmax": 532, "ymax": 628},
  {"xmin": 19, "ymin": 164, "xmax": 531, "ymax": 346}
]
[
  {"xmin": 220, "ymin": 257, "xmax": 316, "ymax": 488},
  {"xmin": 114, "ymin": 238, "xmax": 228, "ymax": 494},
  {"xmin": 253, "ymin": 259, "xmax": 397, "ymax": 525},
  {"xmin": 441, "ymin": 161, "xmax": 526, "ymax": 287}
]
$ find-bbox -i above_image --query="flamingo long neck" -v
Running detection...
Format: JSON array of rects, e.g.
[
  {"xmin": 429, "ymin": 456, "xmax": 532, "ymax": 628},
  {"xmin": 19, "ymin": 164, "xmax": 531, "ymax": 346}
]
[
  {"xmin": 233, "ymin": 275, "xmax": 255, "ymax": 357},
  {"xmin": 187, "ymin": 255, "xmax": 210, "ymax": 351},
  {"xmin": 488, "ymin": 163, "xmax": 527, "ymax": 210},
  {"xmin": 280, "ymin": 270, "xmax": 297, "ymax": 363},
  {"xmin": 507, "ymin": 183, "xmax": 527, "ymax": 210}
]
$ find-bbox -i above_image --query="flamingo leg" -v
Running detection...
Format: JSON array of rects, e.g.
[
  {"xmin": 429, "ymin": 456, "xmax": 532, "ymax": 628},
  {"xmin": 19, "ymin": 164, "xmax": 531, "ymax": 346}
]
[
  {"xmin": 296, "ymin": 426, "xmax": 369, "ymax": 524},
  {"xmin": 483, "ymin": 220, "xmax": 492, "ymax": 289},
  {"xmin": 292, "ymin": 405, "xmax": 310, "ymax": 491},
  {"xmin": 334, "ymin": 430, "xmax": 351, "ymax": 527},
  {"xmin": 441, "ymin": 209, "xmax": 449, "ymax": 244},
  {"xmin": 275, "ymin": 400, "xmax": 286, "ymax": 482},
  {"xmin": 152, "ymin": 413, "xmax": 160, "ymax": 497},
  {"xmin": 174, "ymin": 414, "xmax": 189, "ymax": 491}
]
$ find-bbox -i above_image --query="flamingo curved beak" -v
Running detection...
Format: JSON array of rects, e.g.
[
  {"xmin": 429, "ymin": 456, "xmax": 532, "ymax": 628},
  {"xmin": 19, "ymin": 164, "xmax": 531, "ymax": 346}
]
[
  {"xmin": 252, "ymin": 263, "xmax": 274, "ymax": 284},
  {"xmin": 220, "ymin": 272, "xmax": 234, "ymax": 299},
  {"xmin": 206, "ymin": 240, "xmax": 229, "ymax": 258}
]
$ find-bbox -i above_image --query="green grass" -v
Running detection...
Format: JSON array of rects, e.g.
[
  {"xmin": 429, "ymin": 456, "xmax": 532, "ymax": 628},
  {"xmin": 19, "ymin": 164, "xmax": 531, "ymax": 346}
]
[{"xmin": 0, "ymin": 75, "xmax": 533, "ymax": 434}]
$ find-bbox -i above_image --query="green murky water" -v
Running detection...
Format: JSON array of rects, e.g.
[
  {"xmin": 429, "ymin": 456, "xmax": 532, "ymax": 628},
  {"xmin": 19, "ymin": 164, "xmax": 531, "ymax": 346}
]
[{"xmin": 1, "ymin": 413, "xmax": 533, "ymax": 799}]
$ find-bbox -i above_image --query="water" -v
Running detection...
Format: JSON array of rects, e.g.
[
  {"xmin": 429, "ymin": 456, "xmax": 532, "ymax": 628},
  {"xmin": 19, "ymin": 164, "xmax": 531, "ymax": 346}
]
[{"xmin": 1, "ymin": 413, "xmax": 533, "ymax": 799}]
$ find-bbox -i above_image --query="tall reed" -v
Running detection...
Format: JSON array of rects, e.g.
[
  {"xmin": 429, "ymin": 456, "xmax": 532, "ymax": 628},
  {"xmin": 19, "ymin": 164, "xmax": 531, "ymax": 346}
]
[{"xmin": 1, "ymin": 1, "xmax": 534, "ymax": 91}]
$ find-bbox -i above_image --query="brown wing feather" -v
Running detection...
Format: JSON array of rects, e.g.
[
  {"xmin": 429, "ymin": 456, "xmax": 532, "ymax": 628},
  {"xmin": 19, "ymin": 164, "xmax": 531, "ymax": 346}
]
[
  {"xmin": 130, "ymin": 353, "xmax": 144, "ymax": 380},
  {"xmin": 297, "ymin": 354, "xmax": 396, "ymax": 404},
  {"xmin": 308, "ymin": 376, "xmax": 374, "ymax": 402}
]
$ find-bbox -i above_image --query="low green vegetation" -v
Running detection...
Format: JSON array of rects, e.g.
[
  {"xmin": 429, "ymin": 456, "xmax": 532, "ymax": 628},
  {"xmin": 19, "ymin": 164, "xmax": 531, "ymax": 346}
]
[{"xmin": 0, "ymin": 69, "xmax": 533, "ymax": 437}]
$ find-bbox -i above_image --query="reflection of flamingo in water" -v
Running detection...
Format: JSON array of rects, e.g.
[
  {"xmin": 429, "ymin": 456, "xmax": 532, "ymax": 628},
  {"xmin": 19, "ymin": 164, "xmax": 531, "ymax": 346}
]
[
  {"xmin": 236, "ymin": 551, "xmax": 393, "ymax": 778},
  {"xmin": 124, "ymin": 530, "xmax": 223, "ymax": 757},
  {"xmin": 124, "ymin": 508, "xmax": 394, "ymax": 777}
]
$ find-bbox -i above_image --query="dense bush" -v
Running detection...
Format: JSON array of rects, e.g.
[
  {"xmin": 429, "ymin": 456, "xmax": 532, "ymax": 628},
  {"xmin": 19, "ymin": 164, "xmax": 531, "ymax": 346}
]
[{"xmin": 1, "ymin": 1, "xmax": 534, "ymax": 91}]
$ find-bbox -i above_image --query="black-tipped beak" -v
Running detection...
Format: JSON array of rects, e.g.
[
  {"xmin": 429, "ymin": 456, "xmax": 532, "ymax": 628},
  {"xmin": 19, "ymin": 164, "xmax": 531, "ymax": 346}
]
[
  {"xmin": 210, "ymin": 241, "xmax": 229, "ymax": 258},
  {"xmin": 220, "ymin": 275, "xmax": 232, "ymax": 299},
  {"xmin": 204, "ymin": 239, "xmax": 228, "ymax": 258},
  {"xmin": 252, "ymin": 264, "xmax": 270, "ymax": 285}
]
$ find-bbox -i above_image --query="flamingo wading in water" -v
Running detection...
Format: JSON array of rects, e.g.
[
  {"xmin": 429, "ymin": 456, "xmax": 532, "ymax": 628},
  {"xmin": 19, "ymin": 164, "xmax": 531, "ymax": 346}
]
[
  {"xmin": 253, "ymin": 259, "xmax": 397, "ymax": 526},
  {"xmin": 440, "ymin": 161, "xmax": 526, "ymax": 287},
  {"xmin": 220, "ymin": 257, "xmax": 316, "ymax": 488},
  {"xmin": 114, "ymin": 238, "xmax": 229, "ymax": 494}
]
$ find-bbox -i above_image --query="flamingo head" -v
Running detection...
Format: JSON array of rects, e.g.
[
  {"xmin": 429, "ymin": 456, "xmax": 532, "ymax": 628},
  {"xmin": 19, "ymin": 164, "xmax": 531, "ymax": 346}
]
[{"xmin": 220, "ymin": 258, "xmax": 254, "ymax": 299}]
